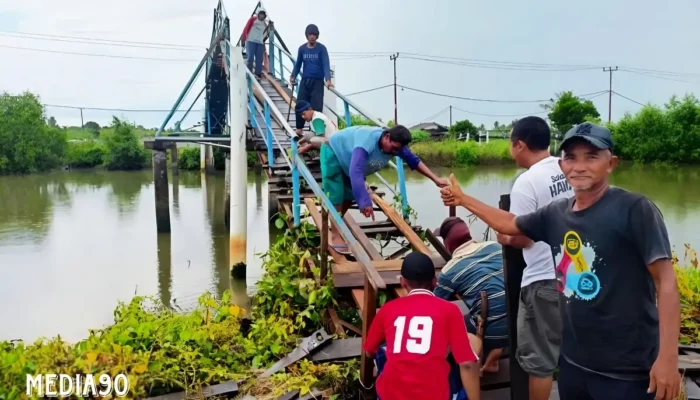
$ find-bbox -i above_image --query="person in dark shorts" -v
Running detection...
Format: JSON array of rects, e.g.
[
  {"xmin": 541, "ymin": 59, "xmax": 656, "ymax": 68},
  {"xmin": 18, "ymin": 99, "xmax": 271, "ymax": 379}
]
[
  {"xmin": 439, "ymin": 122, "xmax": 681, "ymax": 400},
  {"xmin": 364, "ymin": 252, "xmax": 481, "ymax": 400},
  {"xmin": 496, "ymin": 116, "xmax": 573, "ymax": 399},
  {"xmin": 432, "ymin": 217, "xmax": 507, "ymax": 374},
  {"xmin": 290, "ymin": 24, "xmax": 333, "ymax": 137}
]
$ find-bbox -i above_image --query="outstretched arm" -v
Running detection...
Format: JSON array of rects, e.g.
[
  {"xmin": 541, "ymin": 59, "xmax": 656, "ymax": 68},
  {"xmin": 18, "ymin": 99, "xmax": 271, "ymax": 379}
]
[
  {"xmin": 396, "ymin": 147, "xmax": 448, "ymax": 187},
  {"xmin": 442, "ymin": 174, "xmax": 521, "ymax": 235}
]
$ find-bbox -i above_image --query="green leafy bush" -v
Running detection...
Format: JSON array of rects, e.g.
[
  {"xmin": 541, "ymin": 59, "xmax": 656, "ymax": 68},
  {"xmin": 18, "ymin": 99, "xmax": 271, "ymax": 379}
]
[
  {"xmin": 411, "ymin": 139, "xmax": 511, "ymax": 166},
  {"xmin": 102, "ymin": 118, "xmax": 148, "ymax": 171},
  {"xmin": 0, "ymin": 92, "xmax": 67, "ymax": 174},
  {"xmin": 65, "ymin": 141, "xmax": 105, "ymax": 168},
  {"xmin": 411, "ymin": 130, "xmax": 431, "ymax": 143},
  {"xmin": 178, "ymin": 147, "xmax": 200, "ymax": 170}
]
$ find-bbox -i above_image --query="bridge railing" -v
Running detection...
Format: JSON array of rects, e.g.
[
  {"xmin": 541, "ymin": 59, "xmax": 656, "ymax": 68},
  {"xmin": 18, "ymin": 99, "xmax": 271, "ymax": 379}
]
[
  {"xmin": 268, "ymin": 39, "xmax": 411, "ymax": 218},
  {"xmin": 244, "ymin": 63, "xmax": 387, "ymax": 292}
]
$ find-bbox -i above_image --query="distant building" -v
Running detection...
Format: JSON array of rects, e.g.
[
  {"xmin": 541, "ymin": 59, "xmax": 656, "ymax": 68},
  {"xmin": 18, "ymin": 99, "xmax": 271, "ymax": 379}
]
[{"xmin": 408, "ymin": 122, "xmax": 449, "ymax": 140}]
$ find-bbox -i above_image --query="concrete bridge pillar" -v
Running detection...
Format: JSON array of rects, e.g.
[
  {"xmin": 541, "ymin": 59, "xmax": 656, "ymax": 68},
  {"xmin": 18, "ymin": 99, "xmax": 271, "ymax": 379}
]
[
  {"xmin": 170, "ymin": 144, "xmax": 179, "ymax": 175},
  {"xmin": 152, "ymin": 149, "xmax": 171, "ymax": 233}
]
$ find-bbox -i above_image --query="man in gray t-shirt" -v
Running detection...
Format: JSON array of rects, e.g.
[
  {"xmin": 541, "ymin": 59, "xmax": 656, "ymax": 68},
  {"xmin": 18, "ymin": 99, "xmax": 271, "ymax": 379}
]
[{"xmin": 439, "ymin": 122, "xmax": 681, "ymax": 400}]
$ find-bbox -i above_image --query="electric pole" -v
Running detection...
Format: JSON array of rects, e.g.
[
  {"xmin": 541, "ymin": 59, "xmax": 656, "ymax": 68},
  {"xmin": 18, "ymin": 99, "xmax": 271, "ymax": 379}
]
[
  {"xmin": 603, "ymin": 66, "xmax": 618, "ymax": 122},
  {"xmin": 80, "ymin": 108, "xmax": 84, "ymax": 128},
  {"xmin": 449, "ymin": 105, "xmax": 453, "ymax": 126},
  {"xmin": 390, "ymin": 53, "xmax": 399, "ymax": 124}
]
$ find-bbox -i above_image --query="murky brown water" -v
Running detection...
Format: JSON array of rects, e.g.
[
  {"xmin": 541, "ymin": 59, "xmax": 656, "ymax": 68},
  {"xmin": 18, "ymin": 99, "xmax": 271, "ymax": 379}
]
[{"xmin": 1, "ymin": 164, "xmax": 699, "ymax": 342}]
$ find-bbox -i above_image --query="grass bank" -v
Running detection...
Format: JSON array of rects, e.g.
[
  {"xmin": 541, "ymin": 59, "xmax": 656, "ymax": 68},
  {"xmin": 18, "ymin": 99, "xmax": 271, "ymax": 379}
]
[{"xmin": 410, "ymin": 139, "xmax": 512, "ymax": 167}]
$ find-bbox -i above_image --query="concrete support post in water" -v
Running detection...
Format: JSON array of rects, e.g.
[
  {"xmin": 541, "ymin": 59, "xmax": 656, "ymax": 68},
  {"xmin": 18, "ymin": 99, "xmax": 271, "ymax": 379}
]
[
  {"xmin": 224, "ymin": 155, "xmax": 231, "ymax": 228},
  {"xmin": 230, "ymin": 47, "xmax": 248, "ymax": 278},
  {"xmin": 170, "ymin": 144, "xmax": 179, "ymax": 175},
  {"xmin": 153, "ymin": 150, "xmax": 171, "ymax": 233}
]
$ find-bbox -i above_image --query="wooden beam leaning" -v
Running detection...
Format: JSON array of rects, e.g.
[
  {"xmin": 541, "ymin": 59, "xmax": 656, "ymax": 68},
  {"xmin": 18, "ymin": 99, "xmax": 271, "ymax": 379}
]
[
  {"xmin": 371, "ymin": 193, "xmax": 431, "ymax": 256},
  {"xmin": 320, "ymin": 207, "xmax": 329, "ymax": 283}
]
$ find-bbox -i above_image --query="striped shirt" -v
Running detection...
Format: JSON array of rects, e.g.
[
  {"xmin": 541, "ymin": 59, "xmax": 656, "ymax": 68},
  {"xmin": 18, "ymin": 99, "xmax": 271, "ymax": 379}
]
[{"xmin": 433, "ymin": 241, "xmax": 507, "ymax": 340}]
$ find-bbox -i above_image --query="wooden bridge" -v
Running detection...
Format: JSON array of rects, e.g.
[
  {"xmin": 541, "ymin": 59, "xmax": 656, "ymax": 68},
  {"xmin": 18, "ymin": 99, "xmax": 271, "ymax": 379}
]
[{"xmin": 143, "ymin": 2, "xmax": 700, "ymax": 399}]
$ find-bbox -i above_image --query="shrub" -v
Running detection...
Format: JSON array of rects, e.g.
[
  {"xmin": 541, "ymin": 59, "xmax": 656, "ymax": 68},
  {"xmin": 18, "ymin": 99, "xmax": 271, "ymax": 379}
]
[
  {"xmin": 411, "ymin": 139, "xmax": 511, "ymax": 166},
  {"xmin": 411, "ymin": 130, "xmax": 431, "ymax": 143},
  {"xmin": 102, "ymin": 117, "xmax": 148, "ymax": 170},
  {"xmin": 178, "ymin": 147, "xmax": 200, "ymax": 170},
  {"xmin": 65, "ymin": 141, "xmax": 105, "ymax": 168},
  {"xmin": 0, "ymin": 92, "xmax": 67, "ymax": 174}
]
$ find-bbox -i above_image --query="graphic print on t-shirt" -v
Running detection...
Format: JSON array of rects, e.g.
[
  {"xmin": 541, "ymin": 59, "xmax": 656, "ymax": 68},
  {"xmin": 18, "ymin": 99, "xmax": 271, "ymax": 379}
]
[{"xmin": 553, "ymin": 230, "xmax": 602, "ymax": 301}]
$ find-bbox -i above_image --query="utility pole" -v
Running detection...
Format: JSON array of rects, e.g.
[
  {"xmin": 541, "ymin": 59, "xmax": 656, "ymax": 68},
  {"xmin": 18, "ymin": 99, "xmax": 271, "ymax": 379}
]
[
  {"xmin": 449, "ymin": 105, "xmax": 453, "ymax": 126},
  {"xmin": 390, "ymin": 53, "xmax": 399, "ymax": 124},
  {"xmin": 80, "ymin": 108, "xmax": 84, "ymax": 128},
  {"xmin": 603, "ymin": 66, "xmax": 618, "ymax": 123}
]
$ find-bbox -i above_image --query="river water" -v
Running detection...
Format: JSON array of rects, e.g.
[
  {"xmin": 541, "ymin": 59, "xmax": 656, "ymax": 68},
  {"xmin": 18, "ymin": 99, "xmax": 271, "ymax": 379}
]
[{"xmin": 1, "ymin": 164, "xmax": 699, "ymax": 342}]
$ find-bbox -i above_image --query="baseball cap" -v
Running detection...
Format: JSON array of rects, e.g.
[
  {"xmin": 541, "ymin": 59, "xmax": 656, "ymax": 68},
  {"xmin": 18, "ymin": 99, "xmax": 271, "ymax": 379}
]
[
  {"xmin": 401, "ymin": 252, "xmax": 435, "ymax": 281},
  {"xmin": 559, "ymin": 122, "xmax": 614, "ymax": 153},
  {"xmin": 295, "ymin": 100, "xmax": 311, "ymax": 113},
  {"xmin": 432, "ymin": 216, "xmax": 467, "ymax": 238}
]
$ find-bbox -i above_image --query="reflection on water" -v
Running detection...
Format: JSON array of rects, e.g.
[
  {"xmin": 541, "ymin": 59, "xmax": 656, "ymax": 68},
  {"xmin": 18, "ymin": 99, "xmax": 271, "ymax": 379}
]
[
  {"xmin": 1, "ymin": 163, "xmax": 699, "ymax": 342},
  {"xmin": 0, "ymin": 170, "xmax": 268, "ymax": 342}
]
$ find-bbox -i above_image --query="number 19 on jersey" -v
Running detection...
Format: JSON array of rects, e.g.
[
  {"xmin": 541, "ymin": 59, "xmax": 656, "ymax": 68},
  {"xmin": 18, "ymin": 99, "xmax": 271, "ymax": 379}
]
[{"xmin": 393, "ymin": 316, "xmax": 433, "ymax": 354}]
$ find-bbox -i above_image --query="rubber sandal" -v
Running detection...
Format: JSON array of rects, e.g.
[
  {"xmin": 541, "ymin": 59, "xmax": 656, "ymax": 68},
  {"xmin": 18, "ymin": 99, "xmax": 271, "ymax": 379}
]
[{"xmin": 330, "ymin": 244, "xmax": 351, "ymax": 255}]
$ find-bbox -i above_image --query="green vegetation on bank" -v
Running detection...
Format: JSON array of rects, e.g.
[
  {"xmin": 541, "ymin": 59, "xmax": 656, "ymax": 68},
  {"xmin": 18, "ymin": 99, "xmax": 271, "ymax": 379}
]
[
  {"xmin": 0, "ymin": 220, "xmax": 360, "ymax": 399},
  {"xmin": 411, "ymin": 139, "xmax": 511, "ymax": 166}
]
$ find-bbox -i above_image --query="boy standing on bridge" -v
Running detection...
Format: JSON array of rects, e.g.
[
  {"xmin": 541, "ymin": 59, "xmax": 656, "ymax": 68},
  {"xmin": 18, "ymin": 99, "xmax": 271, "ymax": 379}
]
[
  {"xmin": 294, "ymin": 100, "xmax": 337, "ymax": 154},
  {"xmin": 364, "ymin": 252, "xmax": 481, "ymax": 400},
  {"xmin": 241, "ymin": 9, "xmax": 269, "ymax": 80},
  {"xmin": 290, "ymin": 24, "xmax": 333, "ymax": 137},
  {"xmin": 496, "ymin": 116, "xmax": 573, "ymax": 400},
  {"xmin": 440, "ymin": 123, "xmax": 681, "ymax": 400},
  {"xmin": 321, "ymin": 125, "xmax": 447, "ymax": 254}
]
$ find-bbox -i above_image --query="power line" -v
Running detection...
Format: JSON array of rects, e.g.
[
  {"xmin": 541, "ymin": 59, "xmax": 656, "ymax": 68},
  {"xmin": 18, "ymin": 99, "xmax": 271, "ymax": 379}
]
[
  {"xmin": 417, "ymin": 107, "xmax": 451, "ymax": 124},
  {"xmin": 0, "ymin": 32, "xmax": 204, "ymax": 52},
  {"xmin": 399, "ymin": 84, "xmax": 564, "ymax": 103},
  {"xmin": 0, "ymin": 43, "xmax": 200, "ymax": 62},
  {"xmin": 0, "ymin": 30, "xmax": 202, "ymax": 50},
  {"xmin": 611, "ymin": 91, "xmax": 645, "ymax": 107},
  {"xmin": 345, "ymin": 84, "xmax": 393, "ymax": 96},
  {"xmin": 43, "ymin": 103, "xmax": 203, "ymax": 113},
  {"xmin": 451, "ymin": 106, "xmax": 547, "ymax": 118},
  {"xmin": 401, "ymin": 56, "xmax": 602, "ymax": 72},
  {"xmin": 619, "ymin": 69, "xmax": 700, "ymax": 85}
]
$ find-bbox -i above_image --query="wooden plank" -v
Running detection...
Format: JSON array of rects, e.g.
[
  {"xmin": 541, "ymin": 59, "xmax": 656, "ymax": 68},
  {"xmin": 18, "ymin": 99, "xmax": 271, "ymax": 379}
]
[
  {"xmin": 371, "ymin": 193, "xmax": 431, "ymax": 255},
  {"xmin": 360, "ymin": 276, "xmax": 377, "ymax": 388},
  {"xmin": 394, "ymin": 287, "xmax": 408, "ymax": 297},
  {"xmin": 304, "ymin": 198, "xmax": 345, "ymax": 263},
  {"xmin": 425, "ymin": 228, "xmax": 452, "ymax": 261},
  {"xmin": 310, "ymin": 337, "xmax": 363, "ymax": 362},
  {"xmin": 320, "ymin": 207, "xmax": 329, "ymax": 282},
  {"xmin": 339, "ymin": 319, "xmax": 363, "ymax": 336},
  {"xmin": 327, "ymin": 308, "xmax": 344, "ymax": 336},
  {"xmin": 352, "ymin": 289, "xmax": 365, "ymax": 314},
  {"xmin": 333, "ymin": 255, "xmax": 447, "ymax": 275},
  {"xmin": 344, "ymin": 214, "xmax": 383, "ymax": 260}
]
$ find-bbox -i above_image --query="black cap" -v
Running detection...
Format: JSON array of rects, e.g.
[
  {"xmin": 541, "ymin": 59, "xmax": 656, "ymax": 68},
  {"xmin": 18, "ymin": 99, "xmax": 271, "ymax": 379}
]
[
  {"xmin": 401, "ymin": 252, "xmax": 436, "ymax": 281},
  {"xmin": 559, "ymin": 122, "xmax": 614, "ymax": 153},
  {"xmin": 432, "ymin": 216, "xmax": 465, "ymax": 238}
]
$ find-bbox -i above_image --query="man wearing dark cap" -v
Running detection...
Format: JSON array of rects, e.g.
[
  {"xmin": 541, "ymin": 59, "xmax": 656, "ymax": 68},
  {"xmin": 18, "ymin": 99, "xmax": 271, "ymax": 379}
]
[
  {"xmin": 290, "ymin": 23, "xmax": 332, "ymax": 136},
  {"xmin": 364, "ymin": 252, "xmax": 481, "ymax": 400},
  {"xmin": 295, "ymin": 100, "xmax": 337, "ymax": 154},
  {"xmin": 433, "ymin": 217, "xmax": 507, "ymax": 374},
  {"xmin": 440, "ymin": 122, "xmax": 681, "ymax": 400}
]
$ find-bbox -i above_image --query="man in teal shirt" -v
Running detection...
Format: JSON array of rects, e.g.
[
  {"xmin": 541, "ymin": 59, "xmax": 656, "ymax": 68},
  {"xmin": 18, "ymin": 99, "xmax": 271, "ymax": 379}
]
[{"xmin": 320, "ymin": 124, "xmax": 447, "ymax": 254}]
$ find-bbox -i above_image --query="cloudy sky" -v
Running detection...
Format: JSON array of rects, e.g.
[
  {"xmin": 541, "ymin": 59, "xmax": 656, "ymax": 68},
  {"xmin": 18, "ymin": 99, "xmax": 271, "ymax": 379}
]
[{"xmin": 0, "ymin": 0, "xmax": 699, "ymax": 130}]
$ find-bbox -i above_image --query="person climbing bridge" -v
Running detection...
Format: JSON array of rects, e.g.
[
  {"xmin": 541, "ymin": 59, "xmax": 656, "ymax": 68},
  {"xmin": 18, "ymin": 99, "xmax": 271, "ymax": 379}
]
[
  {"xmin": 321, "ymin": 124, "xmax": 447, "ymax": 254},
  {"xmin": 432, "ymin": 216, "xmax": 508, "ymax": 376},
  {"xmin": 290, "ymin": 23, "xmax": 332, "ymax": 137},
  {"xmin": 440, "ymin": 122, "xmax": 681, "ymax": 400},
  {"xmin": 241, "ymin": 8, "xmax": 269, "ymax": 80},
  {"xmin": 294, "ymin": 100, "xmax": 337, "ymax": 154},
  {"xmin": 364, "ymin": 252, "xmax": 481, "ymax": 400}
]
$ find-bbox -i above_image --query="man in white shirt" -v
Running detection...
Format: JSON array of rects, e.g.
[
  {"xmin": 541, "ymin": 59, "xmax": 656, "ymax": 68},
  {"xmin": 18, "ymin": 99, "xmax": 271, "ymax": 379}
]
[
  {"xmin": 497, "ymin": 116, "xmax": 574, "ymax": 400},
  {"xmin": 295, "ymin": 100, "xmax": 338, "ymax": 154}
]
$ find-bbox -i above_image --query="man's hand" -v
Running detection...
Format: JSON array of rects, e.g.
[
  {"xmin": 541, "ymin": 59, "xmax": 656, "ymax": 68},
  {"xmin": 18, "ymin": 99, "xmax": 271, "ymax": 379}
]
[
  {"xmin": 326, "ymin": 80, "xmax": 334, "ymax": 88},
  {"xmin": 496, "ymin": 233, "xmax": 510, "ymax": 246},
  {"xmin": 440, "ymin": 174, "xmax": 464, "ymax": 207},
  {"xmin": 433, "ymin": 177, "xmax": 449, "ymax": 188},
  {"xmin": 361, "ymin": 206, "xmax": 375, "ymax": 220},
  {"xmin": 289, "ymin": 76, "xmax": 296, "ymax": 85},
  {"xmin": 648, "ymin": 353, "xmax": 680, "ymax": 400}
]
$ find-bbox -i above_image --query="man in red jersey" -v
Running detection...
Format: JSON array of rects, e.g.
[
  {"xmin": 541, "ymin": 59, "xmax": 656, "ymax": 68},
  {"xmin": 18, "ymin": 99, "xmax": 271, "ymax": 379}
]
[{"xmin": 364, "ymin": 252, "xmax": 481, "ymax": 400}]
